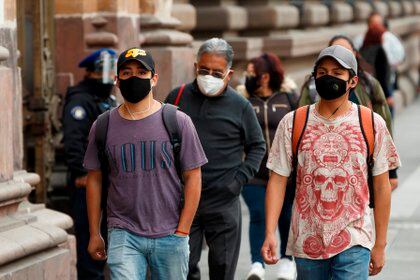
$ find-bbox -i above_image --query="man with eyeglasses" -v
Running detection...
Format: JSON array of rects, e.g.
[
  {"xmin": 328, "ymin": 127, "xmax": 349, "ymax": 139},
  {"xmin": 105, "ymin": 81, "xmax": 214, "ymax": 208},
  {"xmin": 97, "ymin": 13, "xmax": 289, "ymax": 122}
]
[{"xmin": 165, "ymin": 38, "xmax": 266, "ymax": 280}]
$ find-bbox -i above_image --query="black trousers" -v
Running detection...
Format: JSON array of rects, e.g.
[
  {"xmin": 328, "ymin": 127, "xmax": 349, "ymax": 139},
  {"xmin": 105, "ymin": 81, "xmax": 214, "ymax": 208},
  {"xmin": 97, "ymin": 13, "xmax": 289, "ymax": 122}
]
[
  {"xmin": 188, "ymin": 198, "xmax": 242, "ymax": 280},
  {"xmin": 71, "ymin": 187, "xmax": 107, "ymax": 280}
]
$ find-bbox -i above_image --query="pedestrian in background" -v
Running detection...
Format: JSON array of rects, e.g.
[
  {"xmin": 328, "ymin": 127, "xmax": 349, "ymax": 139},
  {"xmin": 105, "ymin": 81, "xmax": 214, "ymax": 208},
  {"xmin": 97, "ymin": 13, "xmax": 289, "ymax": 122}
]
[
  {"xmin": 359, "ymin": 25, "xmax": 394, "ymax": 115},
  {"xmin": 262, "ymin": 45, "xmax": 400, "ymax": 279},
  {"xmin": 84, "ymin": 48, "xmax": 207, "ymax": 280},
  {"xmin": 240, "ymin": 53, "xmax": 298, "ymax": 280},
  {"xmin": 165, "ymin": 38, "xmax": 266, "ymax": 280},
  {"xmin": 63, "ymin": 48, "xmax": 117, "ymax": 280},
  {"xmin": 355, "ymin": 11, "xmax": 405, "ymax": 116}
]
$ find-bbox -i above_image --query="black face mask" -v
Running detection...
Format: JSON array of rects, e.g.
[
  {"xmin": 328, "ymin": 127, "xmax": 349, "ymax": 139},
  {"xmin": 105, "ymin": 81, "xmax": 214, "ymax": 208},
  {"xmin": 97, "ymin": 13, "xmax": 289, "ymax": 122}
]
[
  {"xmin": 93, "ymin": 80, "xmax": 114, "ymax": 99},
  {"xmin": 119, "ymin": 76, "xmax": 151, "ymax": 103},
  {"xmin": 315, "ymin": 75, "xmax": 349, "ymax": 100},
  {"xmin": 245, "ymin": 76, "xmax": 259, "ymax": 94}
]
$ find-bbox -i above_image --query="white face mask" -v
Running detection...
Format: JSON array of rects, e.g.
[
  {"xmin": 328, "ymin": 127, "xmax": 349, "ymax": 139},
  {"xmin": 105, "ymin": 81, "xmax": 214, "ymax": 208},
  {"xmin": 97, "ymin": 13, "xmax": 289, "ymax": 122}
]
[{"xmin": 197, "ymin": 74, "xmax": 228, "ymax": 97}]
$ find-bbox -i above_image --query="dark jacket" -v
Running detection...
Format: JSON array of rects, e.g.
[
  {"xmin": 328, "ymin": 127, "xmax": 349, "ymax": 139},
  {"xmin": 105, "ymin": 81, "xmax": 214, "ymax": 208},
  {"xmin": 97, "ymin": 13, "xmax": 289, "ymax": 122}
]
[
  {"xmin": 248, "ymin": 90, "xmax": 298, "ymax": 184},
  {"xmin": 63, "ymin": 78, "xmax": 115, "ymax": 178},
  {"xmin": 360, "ymin": 44, "xmax": 392, "ymax": 98},
  {"xmin": 165, "ymin": 81, "xmax": 266, "ymax": 200}
]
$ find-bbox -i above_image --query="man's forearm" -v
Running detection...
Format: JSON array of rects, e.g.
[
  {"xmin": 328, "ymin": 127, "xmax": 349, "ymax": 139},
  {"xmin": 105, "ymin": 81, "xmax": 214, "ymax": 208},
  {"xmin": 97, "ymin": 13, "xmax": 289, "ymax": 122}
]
[
  {"xmin": 265, "ymin": 173, "xmax": 288, "ymax": 235},
  {"xmin": 373, "ymin": 172, "xmax": 392, "ymax": 247},
  {"xmin": 86, "ymin": 171, "xmax": 103, "ymax": 237},
  {"xmin": 177, "ymin": 168, "xmax": 202, "ymax": 233}
]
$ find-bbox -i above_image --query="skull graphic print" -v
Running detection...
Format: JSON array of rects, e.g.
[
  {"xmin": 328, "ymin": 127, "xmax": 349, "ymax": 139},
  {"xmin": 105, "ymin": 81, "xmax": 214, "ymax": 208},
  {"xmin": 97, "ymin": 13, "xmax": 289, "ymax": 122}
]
[
  {"xmin": 267, "ymin": 104, "xmax": 400, "ymax": 260},
  {"xmin": 295, "ymin": 118, "xmax": 369, "ymax": 258}
]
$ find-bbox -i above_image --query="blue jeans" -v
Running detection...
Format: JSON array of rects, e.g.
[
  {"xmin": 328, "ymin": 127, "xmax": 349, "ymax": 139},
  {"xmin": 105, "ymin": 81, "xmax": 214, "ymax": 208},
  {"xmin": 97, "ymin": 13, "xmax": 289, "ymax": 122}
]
[
  {"xmin": 295, "ymin": 246, "xmax": 370, "ymax": 280},
  {"xmin": 242, "ymin": 184, "xmax": 293, "ymax": 266},
  {"xmin": 107, "ymin": 228, "xmax": 189, "ymax": 280}
]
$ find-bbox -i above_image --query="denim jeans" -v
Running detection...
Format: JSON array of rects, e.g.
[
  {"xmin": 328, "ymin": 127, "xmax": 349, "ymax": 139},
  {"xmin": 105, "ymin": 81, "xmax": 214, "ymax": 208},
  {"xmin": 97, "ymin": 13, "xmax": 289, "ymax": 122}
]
[
  {"xmin": 241, "ymin": 184, "xmax": 293, "ymax": 266},
  {"xmin": 107, "ymin": 228, "xmax": 189, "ymax": 280},
  {"xmin": 295, "ymin": 245, "xmax": 371, "ymax": 280}
]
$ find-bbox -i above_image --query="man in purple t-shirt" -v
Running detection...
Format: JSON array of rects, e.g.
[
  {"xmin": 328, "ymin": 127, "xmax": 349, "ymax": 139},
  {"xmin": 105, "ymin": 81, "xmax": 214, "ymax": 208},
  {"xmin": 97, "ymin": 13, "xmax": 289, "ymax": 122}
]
[{"xmin": 83, "ymin": 48, "xmax": 207, "ymax": 280}]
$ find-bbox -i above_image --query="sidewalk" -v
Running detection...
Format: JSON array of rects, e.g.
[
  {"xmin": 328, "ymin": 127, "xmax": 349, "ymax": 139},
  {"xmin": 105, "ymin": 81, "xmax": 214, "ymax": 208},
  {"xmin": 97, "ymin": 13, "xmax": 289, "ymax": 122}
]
[
  {"xmin": 198, "ymin": 97, "xmax": 420, "ymax": 279},
  {"xmin": 376, "ymin": 97, "xmax": 420, "ymax": 280}
]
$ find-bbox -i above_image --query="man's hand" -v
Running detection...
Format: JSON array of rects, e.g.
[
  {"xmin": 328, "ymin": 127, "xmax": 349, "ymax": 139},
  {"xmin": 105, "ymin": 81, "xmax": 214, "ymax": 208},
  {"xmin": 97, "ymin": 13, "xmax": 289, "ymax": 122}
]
[
  {"xmin": 75, "ymin": 175, "xmax": 87, "ymax": 188},
  {"xmin": 369, "ymin": 245, "xmax": 385, "ymax": 276},
  {"xmin": 88, "ymin": 234, "xmax": 107, "ymax": 261},
  {"xmin": 261, "ymin": 233, "xmax": 279, "ymax": 265}
]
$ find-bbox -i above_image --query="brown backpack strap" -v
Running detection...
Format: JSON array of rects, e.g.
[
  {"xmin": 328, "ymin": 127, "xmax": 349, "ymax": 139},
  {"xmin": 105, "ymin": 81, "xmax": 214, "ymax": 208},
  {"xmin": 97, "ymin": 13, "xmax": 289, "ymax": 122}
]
[
  {"xmin": 358, "ymin": 105, "xmax": 375, "ymax": 158},
  {"xmin": 358, "ymin": 105, "xmax": 376, "ymax": 208},
  {"xmin": 174, "ymin": 83, "xmax": 186, "ymax": 106},
  {"xmin": 292, "ymin": 105, "xmax": 310, "ymax": 158}
]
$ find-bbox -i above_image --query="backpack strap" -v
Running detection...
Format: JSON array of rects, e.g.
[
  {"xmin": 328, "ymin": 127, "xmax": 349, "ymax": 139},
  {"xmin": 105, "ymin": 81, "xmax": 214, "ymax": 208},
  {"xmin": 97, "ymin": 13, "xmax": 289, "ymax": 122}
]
[
  {"xmin": 292, "ymin": 105, "xmax": 310, "ymax": 159},
  {"xmin": 95, "ymin": 110, "xmax": 111, "ymax": 209},
  {"xmin": 162, "ymin": 104, "xmax": 183, "ymax": 183},
  {"xmin": 174, "ymin": 83, "xmax": 186, "ymax": 106},
  {"xmin": 358, "ymin": 105, "xmax": 375, "ymax": 208},
  {"xmin": 287, "ymin": 105, "xmax": 310, "ymax": 200}
]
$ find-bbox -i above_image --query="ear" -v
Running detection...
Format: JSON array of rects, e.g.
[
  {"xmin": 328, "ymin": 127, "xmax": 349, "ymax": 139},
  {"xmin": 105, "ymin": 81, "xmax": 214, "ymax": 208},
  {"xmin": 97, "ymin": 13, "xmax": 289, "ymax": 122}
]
[
  {"xmin": 349, "ymin": 76, "xmax": 358, "ymax": 89},
  {"xmin": 226, "ymin": 69, "xmax": 234, "ymax": 81},
  {"xmin": 115, "ymin": 76, "xmax": 120, "ymax": 87},
  {"xmin": 151, "ymin": 73, "xmax": 158, "ymax": 87}
]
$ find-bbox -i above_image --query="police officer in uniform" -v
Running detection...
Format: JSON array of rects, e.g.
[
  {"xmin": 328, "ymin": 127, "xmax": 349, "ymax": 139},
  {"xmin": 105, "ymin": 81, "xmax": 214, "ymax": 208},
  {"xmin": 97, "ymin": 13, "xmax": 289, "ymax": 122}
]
[{"xmin": 63, "ymin": 48, "xmax": 117, "ymax": 280}]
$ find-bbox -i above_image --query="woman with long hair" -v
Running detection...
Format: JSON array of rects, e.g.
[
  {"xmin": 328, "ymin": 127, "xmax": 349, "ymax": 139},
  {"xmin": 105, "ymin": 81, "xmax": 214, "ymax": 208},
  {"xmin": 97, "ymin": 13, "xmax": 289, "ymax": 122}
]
[{"xmin": 242, "ymin": 53, "xmax": 298, "ymax": 280}]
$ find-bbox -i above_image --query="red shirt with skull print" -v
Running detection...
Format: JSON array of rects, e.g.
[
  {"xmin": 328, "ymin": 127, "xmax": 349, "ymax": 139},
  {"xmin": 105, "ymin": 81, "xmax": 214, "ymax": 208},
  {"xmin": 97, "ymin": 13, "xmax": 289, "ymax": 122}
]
[{"xmin": 267, "ymin": 104, "xmax": 400, "ymax": 259}]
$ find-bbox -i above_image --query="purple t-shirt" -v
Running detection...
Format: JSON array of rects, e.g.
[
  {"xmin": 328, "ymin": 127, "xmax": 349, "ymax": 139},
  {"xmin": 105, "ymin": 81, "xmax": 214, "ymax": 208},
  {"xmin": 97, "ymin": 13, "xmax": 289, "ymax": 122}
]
[{"xmin": 83, "ymin": 105, "xmax": 208, "ymax": 238}]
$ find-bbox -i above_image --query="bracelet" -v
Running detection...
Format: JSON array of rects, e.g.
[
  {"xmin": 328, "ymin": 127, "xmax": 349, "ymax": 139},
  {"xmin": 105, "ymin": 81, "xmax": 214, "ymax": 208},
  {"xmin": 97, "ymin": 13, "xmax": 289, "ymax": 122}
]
[{"xmin": 175, "ymin": 229, "xmax": 189, "ymax": 235}]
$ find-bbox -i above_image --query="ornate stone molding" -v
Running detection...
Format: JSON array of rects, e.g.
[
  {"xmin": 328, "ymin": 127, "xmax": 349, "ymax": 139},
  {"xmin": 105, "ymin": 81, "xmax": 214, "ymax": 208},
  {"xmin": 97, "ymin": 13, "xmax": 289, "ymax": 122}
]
[
  {"xmin": 0, "ymin": 46, "xmax": 10, "ymax": 62},
  {"xmin": 85, "ymin": 16, "xmax": 118, "ymax": 48},
  {"xmin": 0, "ymin": 181, "xmax": 32, "ymax": 205}
]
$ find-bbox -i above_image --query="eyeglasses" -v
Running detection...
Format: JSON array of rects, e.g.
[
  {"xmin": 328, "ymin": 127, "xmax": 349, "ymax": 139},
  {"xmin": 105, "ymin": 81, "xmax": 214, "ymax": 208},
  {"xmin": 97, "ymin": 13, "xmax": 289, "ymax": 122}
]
[{"xmin": 197, "ymin": 68, "xmax": 228, "ymax": 79}]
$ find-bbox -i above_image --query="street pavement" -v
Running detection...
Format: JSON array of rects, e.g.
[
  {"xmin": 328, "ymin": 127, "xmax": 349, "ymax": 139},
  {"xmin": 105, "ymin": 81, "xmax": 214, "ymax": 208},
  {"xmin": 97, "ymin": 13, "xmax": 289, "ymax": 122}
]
[{"xmin": 198, "ymin": 97, "xmax": 420, "ymax": 280}]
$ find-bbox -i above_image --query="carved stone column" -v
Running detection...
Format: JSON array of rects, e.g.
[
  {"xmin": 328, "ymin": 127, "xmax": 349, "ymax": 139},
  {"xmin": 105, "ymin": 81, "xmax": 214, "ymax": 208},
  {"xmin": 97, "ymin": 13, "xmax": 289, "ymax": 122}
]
[
  {"xmin": 55, "ymin": 0, "xmax": 140, "ymax": 96},
  {"xmin": 190, "ymin": 0, "xmax": 248, "ymax": 39},
  {"xmin": 239, "ymin": 0, "xmax": 299, "ymax": 36},
  {"xmin": 0, "ymin": 0, "xmax": 74, "ymax": 277},
  {"xmin": 172, "ymin": 0, "xmax": 196, "ymax": 33},
  {"xmin": 353, "ymin": 1, "xmax": 373, "ymax": 22},
  {"xmin": 139, "ymin": 0, "xmax": 195, "ymax": 101},
  {"xmin": 329, "ymin": 0, "xmax": 354, "ymax": 25}
]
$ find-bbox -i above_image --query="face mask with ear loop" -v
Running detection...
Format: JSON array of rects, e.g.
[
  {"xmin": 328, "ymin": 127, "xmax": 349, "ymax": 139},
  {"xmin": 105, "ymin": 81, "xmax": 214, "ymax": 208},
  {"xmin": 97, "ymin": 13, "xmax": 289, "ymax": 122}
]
[
  {"xmin": 197, "ymin": 71, "xmax": 229, "ymax": 97},
  {"xmin": 315, "ymin": 75, "xmax": 353, "ymax": 100}
]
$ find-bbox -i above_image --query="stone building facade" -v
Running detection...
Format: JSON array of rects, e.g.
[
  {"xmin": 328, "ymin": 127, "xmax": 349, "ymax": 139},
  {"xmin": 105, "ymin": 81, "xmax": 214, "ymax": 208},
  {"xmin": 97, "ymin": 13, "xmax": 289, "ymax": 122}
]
[
  {"xmin": 0, "ymin": 0, "xmax": 419, "ymax": 279},
  {"xmin": 0, "ymin": 0, "xmax": 75, "ymax": 279}
]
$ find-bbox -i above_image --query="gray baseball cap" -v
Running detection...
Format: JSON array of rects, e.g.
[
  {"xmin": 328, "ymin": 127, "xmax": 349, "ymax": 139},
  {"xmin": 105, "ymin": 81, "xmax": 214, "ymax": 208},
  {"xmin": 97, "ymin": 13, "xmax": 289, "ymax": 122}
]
[{"xmin": 315, "ymin": 45, "xmax": 358, "ymax": 74}]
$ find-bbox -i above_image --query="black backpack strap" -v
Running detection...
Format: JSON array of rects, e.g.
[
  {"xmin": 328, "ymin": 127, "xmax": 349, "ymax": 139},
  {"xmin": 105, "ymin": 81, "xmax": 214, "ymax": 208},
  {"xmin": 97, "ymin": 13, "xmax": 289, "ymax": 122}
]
[
  {"xmin": 162, "ymin": 104, "xmax": 183, "ymax": 183},
  {"xmin": 95, "ymin": 110, "xmax": 111, "ymax": 209}
]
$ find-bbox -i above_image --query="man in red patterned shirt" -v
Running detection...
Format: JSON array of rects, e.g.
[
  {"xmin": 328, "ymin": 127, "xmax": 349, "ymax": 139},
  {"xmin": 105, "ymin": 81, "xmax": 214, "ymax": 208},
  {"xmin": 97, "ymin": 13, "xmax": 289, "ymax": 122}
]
[{"xmin": 261, "ymin": 45, "xmax": 400, "ymax": 279}]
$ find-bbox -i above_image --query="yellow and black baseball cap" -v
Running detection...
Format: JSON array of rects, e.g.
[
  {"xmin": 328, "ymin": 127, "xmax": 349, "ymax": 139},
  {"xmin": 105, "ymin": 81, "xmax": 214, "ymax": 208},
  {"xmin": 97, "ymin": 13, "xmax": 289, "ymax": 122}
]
[{"xmin": 117, "ymin": 47, "xmax": 155, "ymax": 74}]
